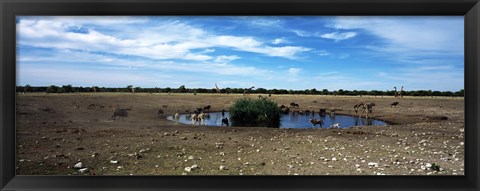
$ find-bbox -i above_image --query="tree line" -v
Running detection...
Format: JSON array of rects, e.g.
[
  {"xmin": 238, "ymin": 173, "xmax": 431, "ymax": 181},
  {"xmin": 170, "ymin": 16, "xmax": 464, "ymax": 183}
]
[{"xmin": 16, "ymin": 85, "xmax": 464, "ymax": 97}]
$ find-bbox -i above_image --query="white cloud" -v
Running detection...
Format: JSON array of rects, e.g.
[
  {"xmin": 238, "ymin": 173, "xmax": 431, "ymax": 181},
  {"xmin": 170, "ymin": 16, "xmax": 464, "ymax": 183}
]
[
  {"xmin": 288, "ymin": 68, "xmax": 301, "ymax": 75},
  {"xmin": 316, "ymin": 50, "xmax": 330, "ymax": 56},
  {"xmin": 272, "ymin": 38, "xmax": 288, "ymax": 44},
  {"xmin": 17, "ymin": 16, "xmax": 310, "ymax": 63},
  {"xmin": 251, "ymin": 18, "xmax": 281, "ymax": 27},
  {"xmin": 292, "ymin": 30, "xmax": 311, "ymax": 37},
  {"xmin": 320, "ymin": 32, "xmax": 357, "ymax": 41},
  {"xmin": 328, "ymin": 16, "xmax": 464, "ymax": 55},
  {"xmin": 215, "ymin": 55, "xmax": 241, "ymax": 63},
  {"xmin": 287, "ymin": 67, "xmax": 301, "ymax": 82}
]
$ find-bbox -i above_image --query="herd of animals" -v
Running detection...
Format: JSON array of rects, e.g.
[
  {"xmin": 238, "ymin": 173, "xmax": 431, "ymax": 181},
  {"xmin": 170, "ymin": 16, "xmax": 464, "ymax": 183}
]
[{"xmin": 108, "ymin": 98, "xmax": 401, "ymax": 128}]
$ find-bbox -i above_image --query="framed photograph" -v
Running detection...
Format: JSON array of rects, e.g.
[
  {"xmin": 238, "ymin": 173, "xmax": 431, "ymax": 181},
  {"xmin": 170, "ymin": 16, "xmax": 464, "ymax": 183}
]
[{"xmin": 1, "ymin": 0, "xmax": 479, "ymax": 190}]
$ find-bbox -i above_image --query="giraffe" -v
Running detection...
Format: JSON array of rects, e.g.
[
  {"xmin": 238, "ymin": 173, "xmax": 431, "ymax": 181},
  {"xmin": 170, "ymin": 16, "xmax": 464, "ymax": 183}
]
[
  {"xmin": 393, "ymin": 86, "xmax": 398, "ymax": 98},
  {"xmin": 360, "ymin": 102, "xmax": 375, "ymax": 119},
  {"xmin": 399, "ymin": 86, "xmax": 404, "ymax": 98},
  {"xmin": 215, "ymin": 84, "xmax": 221, "ymax": 94},
  {"xmin": 243, "ymin": 86, "xmax": 255, "ymax": 96},
  {"xmin": 23, "ymin": 85, "xmax": 30, "ymax": 94},
  {"xmin": 92, "ymin": 86, "xmax": 97, "ymax": 93},
  {"xmin": 131, "ymin": 87, "xmax": 135, "ymax": 94}
]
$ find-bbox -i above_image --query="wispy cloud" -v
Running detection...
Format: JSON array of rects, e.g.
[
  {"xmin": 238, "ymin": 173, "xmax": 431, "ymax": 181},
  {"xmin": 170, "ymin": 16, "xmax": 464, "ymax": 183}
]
[
  {"xmin": 292, "ymin": 30, "xmax": 311, "ymax": 37},
  {"xmin": 272, "ymin": 38, "xmax": 288, "ymax": 44},
  {"xmin": 320, "ymin": 32, "xmax": 357, "ymax": 41},
  {"xmin": 17, "ymin": 17, "xmax": 310, "ymax": 62},
  {"xmin": 16, "ymin": 16, "xmax": 463, "ymax": 91},
  {"xmin": 316, "ymin": 50, "xmax": 331, "ymax": 56},
  {"xmin": 328, "ymin": 16, "xmax": 464, "ymax": 57},
  {"xmin": 215, "ymin": 55, "xmax": 241, "ymax": 63},
  {"xmin": 287, "ymin": 67, "xmax": 301, "ymax": 82}
]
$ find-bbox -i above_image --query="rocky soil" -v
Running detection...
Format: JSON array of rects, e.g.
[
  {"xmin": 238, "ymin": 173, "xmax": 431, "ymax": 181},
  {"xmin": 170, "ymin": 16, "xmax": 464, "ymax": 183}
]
[{"xmin": 15, "ymin": 93, "xmax": 464, "ymax": 175}]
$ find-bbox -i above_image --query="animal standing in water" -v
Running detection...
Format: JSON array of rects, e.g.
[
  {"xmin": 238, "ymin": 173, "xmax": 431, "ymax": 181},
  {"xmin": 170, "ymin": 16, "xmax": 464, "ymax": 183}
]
[
  {"xmin": 309, "ymin": 118, "xmax": 324, "ymax": 127},
  {"xmin": 221, "ymin": 118, "xmax": 229, "ymax": 126}
]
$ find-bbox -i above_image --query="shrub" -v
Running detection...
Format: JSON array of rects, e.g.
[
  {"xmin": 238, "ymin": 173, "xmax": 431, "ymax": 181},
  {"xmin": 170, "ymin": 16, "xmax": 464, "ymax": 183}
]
[{"xmin": 229, "ymin": 98, "xmax": 281, "ymax": 127}]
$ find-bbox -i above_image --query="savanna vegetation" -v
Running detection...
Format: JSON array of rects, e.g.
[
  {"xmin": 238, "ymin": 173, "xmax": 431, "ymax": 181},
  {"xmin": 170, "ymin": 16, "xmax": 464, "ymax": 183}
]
[
  {"xmin": 16, "ymin": 85, "xmax": 464, "ymax": 97},
  {"xmin": 229, "ymin": 98, "xmax": 281, "ymax": 127}
]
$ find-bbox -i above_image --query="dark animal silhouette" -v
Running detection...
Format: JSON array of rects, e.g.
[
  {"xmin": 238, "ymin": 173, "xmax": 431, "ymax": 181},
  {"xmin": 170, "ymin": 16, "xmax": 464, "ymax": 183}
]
[
  {"xmin": 221, "ymin": 118, "xmax": 229, "ymax": 126},
  {"xmin": 281, "ymin": 107, "xmax": 290, "ymax": 114},
  {"xmin": 157, "ymin": 109, "xmax": 164, "ymax": 115},
  {"xmin": 390, "ymin": 101, "xmax": 399, "ymax": 108},
  {"xmin": 111, "ymin": 109, "xmax": 129, "ymax": 120},
  {"xmin": 203, "ymin": 105, "xmax": 211, "ymax": 112},
  {"xmin": 194, "ymin": 108, "xmax": 203, "ymax": 114},
  {"xmin": 319, "ymin": 108, "xmax": 327, "ymax": 116},
  {"xmin": 309, "ymin": 118, "xmax": 324, "ymax": 127},
  {"xmin": 222, "ymin": 108, "xmax": 226, "ymax": 116},
  {"xmin": 290, "ymin": 102, "xmax": 299, "ymax": 108}
]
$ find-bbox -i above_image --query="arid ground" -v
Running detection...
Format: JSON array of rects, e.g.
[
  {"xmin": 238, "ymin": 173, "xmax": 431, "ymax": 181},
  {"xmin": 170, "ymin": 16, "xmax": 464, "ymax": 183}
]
[{"xmin": 15, "ymin": 93, "xmax": 464, "ymax": 175}]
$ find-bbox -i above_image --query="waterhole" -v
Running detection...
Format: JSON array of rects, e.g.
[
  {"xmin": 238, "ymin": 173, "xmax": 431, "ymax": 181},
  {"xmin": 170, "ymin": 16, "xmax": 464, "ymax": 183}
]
[{"xmin": 167, "ymin": 112, "xmax": 387, "ymax": 129}]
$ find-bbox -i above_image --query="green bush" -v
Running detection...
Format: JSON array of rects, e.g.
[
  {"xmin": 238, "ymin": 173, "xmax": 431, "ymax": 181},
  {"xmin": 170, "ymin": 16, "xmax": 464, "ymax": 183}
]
[{"xmin": 229, "ymin": 98, "xmax": 281, "ymax": 127}]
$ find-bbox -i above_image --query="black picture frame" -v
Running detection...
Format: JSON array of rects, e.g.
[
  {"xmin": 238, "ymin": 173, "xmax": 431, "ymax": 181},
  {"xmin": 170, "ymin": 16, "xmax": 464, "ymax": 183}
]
[{"xmin": 1, "ymin": 0, "xmax": 479, "ymax": 190}]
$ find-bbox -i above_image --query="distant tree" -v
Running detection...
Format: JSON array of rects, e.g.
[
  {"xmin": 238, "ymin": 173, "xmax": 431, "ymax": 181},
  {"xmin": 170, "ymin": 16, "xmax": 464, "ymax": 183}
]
[
  {"xmin": 62, "ymin": 85, "xmax": 73, "ymax": 93},
  {"xmin": 322, "ymin": 89, "xmax": 329, "ymax": 95},
  {"xmin": 337, "ymin": 89, "xmax": 345, "ymax": 95},
  {"xmin": 46, "ymin": 85, "xmax": 58, "ymax": 93},
  {"xmin": 134, "ymin": 87, "xmax": 141, "ymax": 93},
  {"xmin": 455, "ymin": 89, "xmax": 464, "ymax": 97},
  {"xmin": 432, "ymin": 91, "xmax": 442, "ymax": 96},
  {"xmin": 256, "ymin": 88, "xmax": 268, "ymax": 94},
  {"xmin": 178, "ymin": 85, "xmax": 187, "ymax": 93},
  {"xmin": 126, "ymin": 85, "xmax": 133, "ymax": 93}
]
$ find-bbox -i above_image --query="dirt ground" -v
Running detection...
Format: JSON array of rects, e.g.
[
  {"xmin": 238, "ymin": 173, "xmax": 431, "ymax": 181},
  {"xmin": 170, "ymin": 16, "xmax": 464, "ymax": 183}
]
[{"xmin": 15, "ymin": 93, "xmax": 464, "ymax": 176}]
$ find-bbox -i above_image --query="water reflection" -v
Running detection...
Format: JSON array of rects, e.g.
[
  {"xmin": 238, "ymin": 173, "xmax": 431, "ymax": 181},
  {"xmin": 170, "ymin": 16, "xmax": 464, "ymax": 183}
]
[{"xmin": 167, "ymin": 111, "xmax": 387, "ymax": 129}]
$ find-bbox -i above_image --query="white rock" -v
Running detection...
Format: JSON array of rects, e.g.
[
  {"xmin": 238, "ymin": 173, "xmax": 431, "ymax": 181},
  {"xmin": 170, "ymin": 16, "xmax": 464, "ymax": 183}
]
[
  {"xmin": 219, "ymin": 165, "xmax": 228, "ymax": 170},
  {"xmin": 188, "ymin": 156, "xmax": 194, "ymax": 160},
  {"xmin": 368, "ymin": 162, "xmax": 379, "ymax": 167},
  {"xmin": 78, "ymin": 168, "xmax": 89, "ymax": 173},
  {"xmin": 110, "ymin": 160, "xmax": 118, "ymax": 164},
  {"xmin": 184, "ymin": 167, "xmax": 192, "ymax": 172},
  {"xmin": 332, "ymin": 157, "xmax": 337, "ymax": 161},
  {"xmin": 426, "ymin": 163, "xmax": 432, "ymax": 168},
  {"xmin": 73, "ymin": 162, "xmax": 83, "ymax": 169},
  {"xmin": 191, "ymin": 164, "xmax": 199, "ymax": 169},
  {"xmin": 355, "ymin": 164, "xmax": 361, "ymax": 168}
]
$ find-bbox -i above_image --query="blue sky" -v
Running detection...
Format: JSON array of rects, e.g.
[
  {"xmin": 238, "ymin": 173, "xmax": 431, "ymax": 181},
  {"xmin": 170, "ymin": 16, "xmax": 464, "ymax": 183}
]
[{"xmin": 16, "ymin": 16, "xmax": 464, "ymax": 91}]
